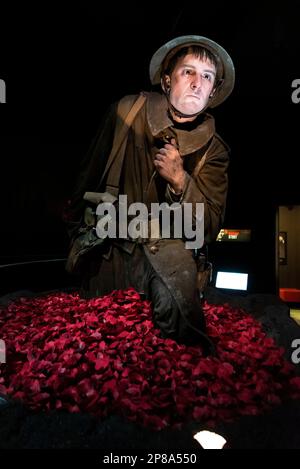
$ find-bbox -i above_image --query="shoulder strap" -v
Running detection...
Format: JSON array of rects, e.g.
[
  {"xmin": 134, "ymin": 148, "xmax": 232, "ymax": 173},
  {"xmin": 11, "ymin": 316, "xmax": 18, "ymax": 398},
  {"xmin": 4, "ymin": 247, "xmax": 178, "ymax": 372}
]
[
  {"xmin": 100, "ymin": 92, "xmax": 147, "ymax": 197},
  {"xmin": 191, "ymin": 140, "xmax": 212, "ymax": 177}
]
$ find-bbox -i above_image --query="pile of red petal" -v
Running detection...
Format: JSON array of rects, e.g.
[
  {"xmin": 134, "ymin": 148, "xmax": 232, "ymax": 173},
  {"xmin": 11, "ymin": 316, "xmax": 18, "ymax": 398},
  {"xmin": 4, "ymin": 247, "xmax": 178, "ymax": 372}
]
[{"xmin": 0, "ymin": 288, "xmax": 300, "ymax": 430}]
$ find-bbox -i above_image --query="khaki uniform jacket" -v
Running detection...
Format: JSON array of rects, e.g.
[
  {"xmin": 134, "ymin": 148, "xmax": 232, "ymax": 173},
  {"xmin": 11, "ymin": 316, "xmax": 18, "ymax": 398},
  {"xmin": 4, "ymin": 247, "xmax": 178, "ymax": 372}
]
[
  {"xmin": 66, "ymin": 91, "xmax": 230, "ymax": 298},
  {"xmin": 68, "ymin": 89, "xmax": 229, "ymax": 302}
]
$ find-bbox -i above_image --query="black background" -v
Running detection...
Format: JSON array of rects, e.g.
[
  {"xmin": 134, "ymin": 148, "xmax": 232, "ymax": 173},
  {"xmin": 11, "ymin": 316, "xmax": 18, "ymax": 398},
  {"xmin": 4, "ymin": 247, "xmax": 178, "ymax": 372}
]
[{"xmin": 1, "ymin": 2, "xmax": 300, "ymax": 293}]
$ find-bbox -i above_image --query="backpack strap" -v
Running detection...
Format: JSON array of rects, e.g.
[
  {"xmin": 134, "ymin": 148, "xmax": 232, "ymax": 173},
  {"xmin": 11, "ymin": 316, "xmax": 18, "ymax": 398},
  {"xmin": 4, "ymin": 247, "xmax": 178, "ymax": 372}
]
[
  {"xmin": 100, "ymin": 92, "xmax": 147, "ymax": 197},
  {"xmin": 191, "ymin": 140, "xmax": 211, "ymax": 177}
]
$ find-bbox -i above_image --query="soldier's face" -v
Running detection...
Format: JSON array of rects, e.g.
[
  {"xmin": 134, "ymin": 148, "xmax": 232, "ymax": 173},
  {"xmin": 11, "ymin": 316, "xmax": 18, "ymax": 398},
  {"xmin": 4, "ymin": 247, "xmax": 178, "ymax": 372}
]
[{"xmin": 166, "ymin": 54, "xmax": 216, "ymax": 116}]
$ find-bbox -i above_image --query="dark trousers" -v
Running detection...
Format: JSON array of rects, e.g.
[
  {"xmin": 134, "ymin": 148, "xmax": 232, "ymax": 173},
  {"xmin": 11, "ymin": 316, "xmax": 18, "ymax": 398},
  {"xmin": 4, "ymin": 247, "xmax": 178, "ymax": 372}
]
[{"xmin": 80, "ymin": 241, "xmax": 208, "ymax": 345}]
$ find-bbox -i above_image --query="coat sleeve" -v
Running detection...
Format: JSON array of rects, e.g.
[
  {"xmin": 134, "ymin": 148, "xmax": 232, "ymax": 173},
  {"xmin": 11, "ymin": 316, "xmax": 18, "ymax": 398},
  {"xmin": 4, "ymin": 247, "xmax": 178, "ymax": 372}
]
[
  {"xmin": 165, "ymin": 135, "xmax": 230, "ymax": 244},
  {"xmin": 63, "ymin": 102, "xmax": 118, "ymax": 241}
]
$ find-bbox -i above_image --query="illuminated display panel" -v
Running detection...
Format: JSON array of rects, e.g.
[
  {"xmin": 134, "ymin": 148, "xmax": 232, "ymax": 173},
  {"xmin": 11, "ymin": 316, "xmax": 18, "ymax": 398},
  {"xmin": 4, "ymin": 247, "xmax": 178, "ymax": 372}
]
[
  {"xmin": 215, "ymin": 271, "xmax": 248, "ymax": 291},
  {"xmin": 216, "ymin": 229, "xmax": 251, "ymax": 242}
]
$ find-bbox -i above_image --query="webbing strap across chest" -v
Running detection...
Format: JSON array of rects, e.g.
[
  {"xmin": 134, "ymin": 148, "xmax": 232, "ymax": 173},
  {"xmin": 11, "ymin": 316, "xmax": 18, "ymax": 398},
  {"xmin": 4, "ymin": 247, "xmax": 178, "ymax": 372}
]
[{"xmin": 100, "ymin": 93, "xmax": 147, "ymax": 197}]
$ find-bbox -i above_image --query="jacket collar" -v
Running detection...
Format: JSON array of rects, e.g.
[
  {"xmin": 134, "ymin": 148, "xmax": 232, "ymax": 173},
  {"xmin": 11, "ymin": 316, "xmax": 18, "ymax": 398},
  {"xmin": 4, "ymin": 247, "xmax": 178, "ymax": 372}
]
[{"xmin": 146, "ymin": 92, "xmax": 215, "ymax": 155}]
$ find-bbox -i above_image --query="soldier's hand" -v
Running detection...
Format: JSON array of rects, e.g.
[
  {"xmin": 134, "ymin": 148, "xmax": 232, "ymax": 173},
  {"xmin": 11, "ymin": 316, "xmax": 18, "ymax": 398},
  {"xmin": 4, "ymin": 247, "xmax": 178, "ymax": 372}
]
[{"xmin": 154, "ymin": 138, "xmax": 186, "ymax": 192}]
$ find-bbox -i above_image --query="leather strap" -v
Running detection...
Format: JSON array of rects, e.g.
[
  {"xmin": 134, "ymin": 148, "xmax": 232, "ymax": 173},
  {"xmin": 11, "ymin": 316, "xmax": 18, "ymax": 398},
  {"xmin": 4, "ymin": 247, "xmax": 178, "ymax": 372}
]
[
  {"xmin": 100, "ymin": 93, "xmax": 147, "ymax": 197},
  {"xmin": 191, "ymin": 143, "xmax": 210, "ymax": 177}
]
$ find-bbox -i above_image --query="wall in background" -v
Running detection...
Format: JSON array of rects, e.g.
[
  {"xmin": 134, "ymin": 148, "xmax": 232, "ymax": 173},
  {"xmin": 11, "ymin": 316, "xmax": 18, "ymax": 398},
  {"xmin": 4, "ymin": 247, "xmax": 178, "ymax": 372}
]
[{"xmin": 279, "ymin": 205, "xmax": 300, "ymax": 288}]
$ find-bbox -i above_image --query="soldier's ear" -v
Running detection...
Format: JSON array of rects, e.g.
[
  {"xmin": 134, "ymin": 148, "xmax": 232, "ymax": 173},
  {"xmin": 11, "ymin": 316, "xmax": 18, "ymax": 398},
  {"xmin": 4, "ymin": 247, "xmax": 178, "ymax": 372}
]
[
  {"xmin": 161, "ymin": 75, "xmax": 171, "ymax": 94},
  {"xmin": 210, "ymin": 78, "xmax": 224, "ymax": 98}
]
